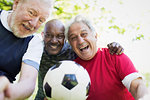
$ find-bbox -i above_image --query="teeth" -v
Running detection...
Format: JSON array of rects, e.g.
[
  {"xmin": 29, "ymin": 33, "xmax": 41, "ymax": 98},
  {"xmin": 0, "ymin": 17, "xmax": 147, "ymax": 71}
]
[
  {"xmin": 23, "ymin": 24, "xmax": 34, "ymax": 31},
  {"xmin": 50, "ymin": 45, "xmax": 57, "ymax": 49},
  {"xmin": 80, "ymin": 46, "xmax": 89, "ymax": 51},
  {"xmin": 23, "ymin": 24, "xmax": 30, "ymax": 30}
]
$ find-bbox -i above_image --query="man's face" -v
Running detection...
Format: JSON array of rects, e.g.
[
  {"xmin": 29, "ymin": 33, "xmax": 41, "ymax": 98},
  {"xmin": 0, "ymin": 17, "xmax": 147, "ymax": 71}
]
[
  {"xmin": 68, "ymin": 22, "xmax": 97, "ymax": 60},
  {"xmin": 10, "ymin": 0, "xmax": 50, "ymax": 38},
  {"xmin": 44, "ymin": 21, "xmax": 65, "ymax": 55}
]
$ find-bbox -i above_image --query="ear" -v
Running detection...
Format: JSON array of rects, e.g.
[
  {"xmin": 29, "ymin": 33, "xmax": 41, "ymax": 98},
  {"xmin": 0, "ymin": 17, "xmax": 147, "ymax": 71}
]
[
  {"xmin": 41, "ymin": 32, "xmax": 44, "ymax": 39},
  {"xmin": 95, "ymin": 32, "xmax": 98, "ymax": 39},
  {"xmin": 12, "ymin": 0, "xmax": 21, "ymax": 11}
]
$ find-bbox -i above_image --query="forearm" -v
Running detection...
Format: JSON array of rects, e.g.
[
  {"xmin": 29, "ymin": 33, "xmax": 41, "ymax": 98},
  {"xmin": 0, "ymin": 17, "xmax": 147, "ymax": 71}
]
[
  {"xmin": 135, "ymin": 82, "xmax": 148, "ymax": 100},
  {"xmin": 5, "ymin": 63, "xmax": 38, "ymax": 100},
  {"xmin": 130, "ymin": 78, "xmax": 148, "ymax": 100},
  {"xmin": 0, "ymin": 76, "xmax": 10, "ymax": 92},
  {"xmin": 5, "ymin": 79, "xmax": 36, "ymax": 100}
]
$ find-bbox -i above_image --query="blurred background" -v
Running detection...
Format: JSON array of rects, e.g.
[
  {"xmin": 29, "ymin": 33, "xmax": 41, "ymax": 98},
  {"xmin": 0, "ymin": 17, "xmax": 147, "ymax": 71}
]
[{"xmin": 0, "ymin": 0, "xmax": 150, "ymax": 99}]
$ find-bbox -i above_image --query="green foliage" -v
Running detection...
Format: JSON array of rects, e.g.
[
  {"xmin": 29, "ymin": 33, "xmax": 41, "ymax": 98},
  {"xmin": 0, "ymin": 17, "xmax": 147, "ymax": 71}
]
[
  {"xmin": 0, "ymin": 0, "xmax": 148, "ymax": 40},
  {"xmin": 0, "ymin": 0, "xmax": 13, "ymax": 10},
  {"xmin": 109, "ymin": 25, "xmax": 126, "ymax": 34},
  {"xmin": 136, "ymin": 34, "xmax": 144, "ymax": 40},
  {"xmin": 143, "ymin": 73, "xmax": 150, "ymax": 87}
]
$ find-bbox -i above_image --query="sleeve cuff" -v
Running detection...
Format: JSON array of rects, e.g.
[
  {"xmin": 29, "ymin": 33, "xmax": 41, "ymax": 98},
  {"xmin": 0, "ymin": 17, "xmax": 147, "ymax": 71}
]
[
  {"xmin": 122, "ymin": 72, "xmax": 144, "ymax": 91},
  {"xmin": 23, "ymin": 59, "xmax": 39, "ymax": 71}
]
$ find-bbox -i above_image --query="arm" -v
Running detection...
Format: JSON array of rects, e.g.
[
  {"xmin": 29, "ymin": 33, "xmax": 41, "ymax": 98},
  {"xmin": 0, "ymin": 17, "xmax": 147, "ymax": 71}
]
[
  {"xmin": 0, "ymin": 76, "xmax": 9, "ymax": 92},
  {"xmin": 5, "ymin": 62, "xmax": 38, "ymax": 100},
  {"xmin": 130, "ymin": 77, "xmax": 148, "ymax": 100},
  {"xmin": 107, "ymin": 42, "xmax": 124, "ymax": 55},
  {"xmin": 0, "ymin": 76, "xmax": 9, "ymax": 100},
  {"xmin": 5, "ymin": 34, "xmax": 43, "ymax": 100}
]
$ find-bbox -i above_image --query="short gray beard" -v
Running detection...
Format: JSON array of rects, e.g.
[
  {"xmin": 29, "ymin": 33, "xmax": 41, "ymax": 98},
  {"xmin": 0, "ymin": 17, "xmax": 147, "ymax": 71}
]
[{"xmin": 10, "ymin": 16, "xmax": 32, "ymax": 38}]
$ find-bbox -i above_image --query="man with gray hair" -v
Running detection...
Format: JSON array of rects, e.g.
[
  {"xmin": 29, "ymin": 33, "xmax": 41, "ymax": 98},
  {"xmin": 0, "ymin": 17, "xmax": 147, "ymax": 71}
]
[
  {"xmin": 0, "ymin": 0, "xmax": 53, "ymax": 99},
  {"xmin": 35, "ymin": 19, "xmax": 124, "ymax": 100},
  {"xmin": 66, "ymin": 15, "xmax": 149, "ymax": 100}
]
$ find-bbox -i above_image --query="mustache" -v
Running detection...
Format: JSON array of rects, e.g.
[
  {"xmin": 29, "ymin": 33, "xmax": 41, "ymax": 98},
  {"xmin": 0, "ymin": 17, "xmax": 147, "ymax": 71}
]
[{"xmin": 45, "ymin": 42, "xmax": 60, "ymax": 46}]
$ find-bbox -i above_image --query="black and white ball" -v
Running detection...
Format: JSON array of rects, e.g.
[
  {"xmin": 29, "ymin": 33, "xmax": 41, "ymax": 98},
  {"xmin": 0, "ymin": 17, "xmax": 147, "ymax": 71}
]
[{"xmin": 43, "ymin": 60, "xmax": 91, "ymax": 100}]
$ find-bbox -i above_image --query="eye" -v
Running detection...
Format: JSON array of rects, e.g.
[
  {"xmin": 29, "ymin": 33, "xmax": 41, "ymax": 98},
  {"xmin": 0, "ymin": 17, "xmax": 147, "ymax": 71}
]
[
  {"xmin": 81, "ymin": 33, "xmax": 87, "ymax": 37},
  {"xmin": 28, "ymin": 10, "xmax": 34, "ymax": 16},
  {"xmin": 70, "ymin": 36, "xmax": 77, "ymax": 41},
  {"xmin": 45, "ymin": 34, "xmax": 52, "ymax": 38},
  {"xmin": 57, "ymin": 35, "xmax": 65, "ymax": 39},
  {"xmin": 39, "ymin": 18, "xmax": 46, "ymax": 23}
]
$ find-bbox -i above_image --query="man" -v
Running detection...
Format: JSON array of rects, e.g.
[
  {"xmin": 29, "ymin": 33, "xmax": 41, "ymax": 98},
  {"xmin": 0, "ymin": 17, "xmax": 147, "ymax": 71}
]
[
  {"xmin": 65, "ymin": 15, "xmax": 149, "ymax": 100},
  {"xmin": 35, "ymin": 19, "xmax": 124, "ymax": 100},
  {"xmin": 0, "ymin": 0, "xmax": 53, "ymax": 99}
]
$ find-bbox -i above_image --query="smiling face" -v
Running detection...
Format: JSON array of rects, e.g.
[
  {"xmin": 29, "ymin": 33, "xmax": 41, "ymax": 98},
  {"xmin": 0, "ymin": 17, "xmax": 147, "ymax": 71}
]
[
  {"xmin": 9, "ymin": 0, "xmax": 51, "ymax": 38},
  {"xmin": 68, "ymin": 22, "xmax": 97, "ymax": 60},
  {"xmin": 43, "ymin": 20, "xmax": 65, "ymax": 55}
]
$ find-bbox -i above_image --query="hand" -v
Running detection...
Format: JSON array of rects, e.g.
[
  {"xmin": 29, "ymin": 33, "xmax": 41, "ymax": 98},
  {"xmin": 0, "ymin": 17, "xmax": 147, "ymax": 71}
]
[
  {"xmin": 0, "ymin": 76, "xmax": 10, "ymax": 92},
  {"xmin": 44, "ymin": 97, "xmax": 48, "ymax": 100},
  {"xmin": 0, "ymin": 92, "xmax": 4, "ymax": 100},
  {"xmin": 107, "ymin": 42, "xmax": 124, "ymax": 55},
  {"xmin": 139, "ymin": 89, "xmax": 150, "ymax": 100}
]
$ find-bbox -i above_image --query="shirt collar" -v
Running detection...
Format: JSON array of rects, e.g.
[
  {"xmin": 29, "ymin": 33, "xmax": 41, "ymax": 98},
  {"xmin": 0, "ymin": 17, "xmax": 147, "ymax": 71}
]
[{"xmin": 0, "ymin": 10, "xmax": 12, "ymax": 32}]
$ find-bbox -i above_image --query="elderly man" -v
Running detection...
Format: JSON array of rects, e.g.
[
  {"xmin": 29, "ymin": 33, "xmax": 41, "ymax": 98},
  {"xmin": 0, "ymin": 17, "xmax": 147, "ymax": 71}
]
[
  {"xmin": 0, "ymin": 0, "xmax": 53, "ymax": 99},
  {"xmin": 65, "ymin": 15, "xmax": 148, "ymax": 100},
  {"xmin": 35, "ymin": 19, "xmax": 124, "ymax": 100}
]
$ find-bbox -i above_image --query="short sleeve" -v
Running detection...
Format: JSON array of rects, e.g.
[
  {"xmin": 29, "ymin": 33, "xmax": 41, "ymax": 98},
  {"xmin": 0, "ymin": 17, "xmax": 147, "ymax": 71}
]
[
  {"xmin": 115, "ymin": 53, "xmax": 138, "ymax": 80},
  {"xmin": 22, "ymin": 34, "xmax": 44, "ymax": 70}
]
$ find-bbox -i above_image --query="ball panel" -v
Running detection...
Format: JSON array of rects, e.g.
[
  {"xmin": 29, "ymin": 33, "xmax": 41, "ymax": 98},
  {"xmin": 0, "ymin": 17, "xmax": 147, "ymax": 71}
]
[
  {"xmin": 50, "ymin": 62, "xmax": 62, "ymax": 71},
  {"xmin": 43, "ymin": 67, "xmax": 64, "ymax": 87},
  {"xmin": 70, "ymin": 83, "xmax": 87, "ymax": 100},
  {"xmin": 62, "ymin": 74, "xmax": 78, "ymax": 90},
  {"xmin": 44, "ymin": 82, "xmax": 52, "ymax": 98},
  {"xmin": 75, "ymin": 66, "xmax": 90, "ymax": 86},
  {"xmin": 60, "ymin": 61, "xmax": 79, "ymax": 74},
  {"xmin": 52, "ymin": 85, "xmax": 71, "ymax": 100},
  {"xmin": 86, "ymin": 82, "xmax": 90, "ymax": 96}
]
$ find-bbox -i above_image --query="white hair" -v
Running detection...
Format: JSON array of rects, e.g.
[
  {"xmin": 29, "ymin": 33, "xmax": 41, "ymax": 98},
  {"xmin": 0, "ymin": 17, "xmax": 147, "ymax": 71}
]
[{"xmin": 65, "ymin": 15, "xmax": 96, "ymax": 41}]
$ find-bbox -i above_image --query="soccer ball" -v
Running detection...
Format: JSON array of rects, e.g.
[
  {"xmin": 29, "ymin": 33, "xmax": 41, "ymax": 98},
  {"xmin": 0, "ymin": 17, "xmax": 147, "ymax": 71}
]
[{"xmin": 43, "ymin": 60, "xmax": 91, "ymax": 100}]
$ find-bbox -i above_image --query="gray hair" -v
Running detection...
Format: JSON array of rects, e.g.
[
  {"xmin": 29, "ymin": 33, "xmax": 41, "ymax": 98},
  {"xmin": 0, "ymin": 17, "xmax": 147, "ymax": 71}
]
[{"xmin": 65, "ymin": 15, "xmax": 96, "ymax": 41}]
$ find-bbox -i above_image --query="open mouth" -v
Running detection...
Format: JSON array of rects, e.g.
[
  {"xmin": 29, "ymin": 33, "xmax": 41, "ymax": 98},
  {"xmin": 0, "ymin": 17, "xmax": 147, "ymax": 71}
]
[
  {"xmin": 80, "ymin": 45, "xmax": 89, "ymax": 52},
  {"xmin": 23, "ymin": 24, "xmax": 31, "ymax": 31},
  {"xmin": 23, "ymin": 24, "xmax": 34, "ymax": 31},
  {"xmin": 50, "ymin": 45, "xmax": 58, "ymax": 49}
]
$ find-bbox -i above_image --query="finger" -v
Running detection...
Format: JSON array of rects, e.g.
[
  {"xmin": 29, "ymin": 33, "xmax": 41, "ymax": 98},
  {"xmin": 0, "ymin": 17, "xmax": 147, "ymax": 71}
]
[
  {"xmin": 107, "ymin": 43, "xmax": 112, "ymax": 49},
  {"xmin": 116, "ymin": 47, "xmax": 122, "ymax": 55},
  {"xmin": 0, "ymin": 76, "xmax": 9, "ymax": 92},
  {"xmin": 112, "ymin": 43, "xmax": 120, "ymax": 54},
  {"xmin": 110, "ymin": 42, "xmax": 118, "ymax": 55},
  {"xmin": 107, "ymin": 43, "xmax": 113, "ymax": 55},
  {"xmin": 44, "ymin": 97, "xmax": 48, "ymax": 100},
  {"xmin": 0, "ymin": 92, "xmax": 4, "ymax": 100},
  {"xmin": 117, "ymin": 48, "xmax": 124, "ymax": 55}
]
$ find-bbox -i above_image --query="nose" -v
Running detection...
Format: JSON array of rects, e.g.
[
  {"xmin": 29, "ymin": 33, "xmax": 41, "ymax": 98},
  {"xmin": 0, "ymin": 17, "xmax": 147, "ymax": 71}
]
[
  {"xmin": 78, "ymin": 36, "xmax": 84, "ymax": 44},
  {"xmin": 29, "ymin": 17, "xmax": 39, "ymax": 29},
  {"xmin": 51, "ymin": 36, "xmax": 58, "ymax": 43}
]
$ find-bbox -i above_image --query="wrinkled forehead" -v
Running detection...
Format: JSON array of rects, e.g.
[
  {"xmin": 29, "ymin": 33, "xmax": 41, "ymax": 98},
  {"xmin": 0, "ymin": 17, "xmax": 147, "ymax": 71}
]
[
  {"xmin": 22, "ymin": 0, "xmax": 53, "ymax": 9},
  {"xmin": 69, "ymin": 22, "xmax": 90, "ymax": 33},
  {"xmin": 22, "ymin": 0, "xmax": 52, "ymax": 16}
]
